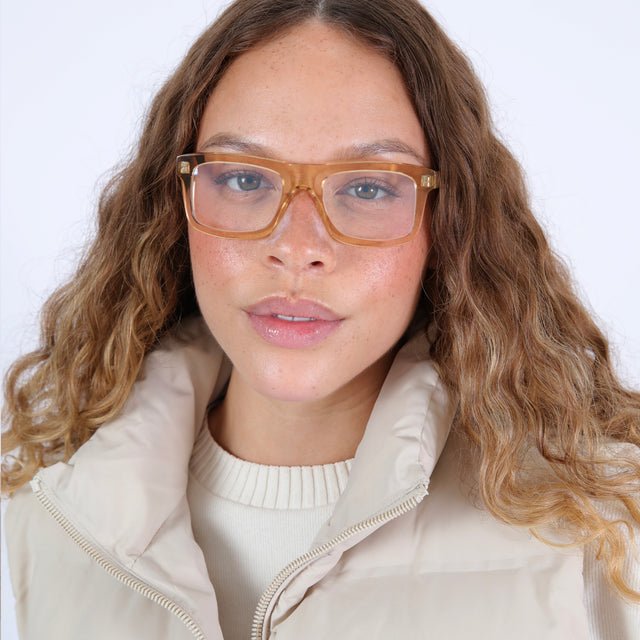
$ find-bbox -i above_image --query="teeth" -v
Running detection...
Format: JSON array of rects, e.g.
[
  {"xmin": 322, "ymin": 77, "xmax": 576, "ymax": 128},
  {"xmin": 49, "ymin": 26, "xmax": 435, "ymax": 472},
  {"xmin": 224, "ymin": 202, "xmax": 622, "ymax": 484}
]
[{"xmin": 273, "ymin": 314, "xmax": 316, "ymax": 322}]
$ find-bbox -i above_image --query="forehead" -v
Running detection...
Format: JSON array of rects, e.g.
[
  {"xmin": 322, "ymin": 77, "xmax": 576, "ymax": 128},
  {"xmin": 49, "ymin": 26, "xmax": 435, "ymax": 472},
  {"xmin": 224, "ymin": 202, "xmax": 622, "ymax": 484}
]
[{"xmin": 197, "ymin": 21, "xmax": 428, "ymax": 164}]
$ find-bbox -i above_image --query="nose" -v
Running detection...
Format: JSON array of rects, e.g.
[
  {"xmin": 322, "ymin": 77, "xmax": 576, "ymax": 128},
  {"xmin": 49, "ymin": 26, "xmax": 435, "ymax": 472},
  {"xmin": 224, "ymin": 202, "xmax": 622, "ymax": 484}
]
[{"xmin": 262, "ymin": 189, "xmax": 337, "ymax": 273}]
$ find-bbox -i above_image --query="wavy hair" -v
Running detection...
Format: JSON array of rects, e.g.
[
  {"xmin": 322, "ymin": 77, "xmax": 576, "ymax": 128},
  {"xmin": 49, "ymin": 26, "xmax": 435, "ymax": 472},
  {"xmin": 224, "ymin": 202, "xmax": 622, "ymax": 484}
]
[{"xmin": 3, "ymin": 0, "xmax": 639, "ymax": 601}]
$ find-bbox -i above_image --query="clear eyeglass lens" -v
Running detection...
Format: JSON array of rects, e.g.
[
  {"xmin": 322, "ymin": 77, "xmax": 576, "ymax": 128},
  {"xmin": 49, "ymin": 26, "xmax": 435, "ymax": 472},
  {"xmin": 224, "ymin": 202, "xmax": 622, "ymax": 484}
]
[
  {"xmin": 322, "ymin": 170, "xmax": 417, "ymax": 241},
  {"xmin": 191, "ymin": 162, "xmax": 417, "ymax": 240},
  {"xmin": 192, "ymin": 162, "xmax": 283, "ymax": 232}
]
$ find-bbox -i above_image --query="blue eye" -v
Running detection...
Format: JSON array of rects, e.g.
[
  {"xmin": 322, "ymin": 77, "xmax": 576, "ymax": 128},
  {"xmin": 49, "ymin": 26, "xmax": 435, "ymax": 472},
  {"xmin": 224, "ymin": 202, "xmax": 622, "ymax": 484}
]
[
  {"xmin": 216, "ymin": 171, "xmax": 267, "ymax": 191},
  {"xmin": 352, "ymin": 183, "xmax": 381, "ymax": 199},
  {"xmin": 342, "ymin": 179, "xmax": 398, "ymax": 200}
]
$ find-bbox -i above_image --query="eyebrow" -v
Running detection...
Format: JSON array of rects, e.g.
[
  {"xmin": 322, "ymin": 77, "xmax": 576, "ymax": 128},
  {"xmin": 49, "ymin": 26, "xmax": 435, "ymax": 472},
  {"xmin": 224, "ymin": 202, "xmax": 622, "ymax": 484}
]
[
  {"xmin": 198, "ymin": 133, "xmax": 428, "ymax": 166},
  {"xmin": 199, "ymin": 133, "xmax": 268, "ymax": 156},
  {"xmin": 340, "ymin": 141, "xmax": 428, "ymax": 165}
]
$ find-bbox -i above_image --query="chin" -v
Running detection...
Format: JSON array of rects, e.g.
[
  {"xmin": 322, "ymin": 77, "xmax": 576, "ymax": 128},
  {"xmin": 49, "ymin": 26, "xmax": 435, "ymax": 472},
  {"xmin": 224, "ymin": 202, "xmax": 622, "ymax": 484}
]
[{"xmin": 251, "ymin": 376, "xmax": 337, "ymax": 404}]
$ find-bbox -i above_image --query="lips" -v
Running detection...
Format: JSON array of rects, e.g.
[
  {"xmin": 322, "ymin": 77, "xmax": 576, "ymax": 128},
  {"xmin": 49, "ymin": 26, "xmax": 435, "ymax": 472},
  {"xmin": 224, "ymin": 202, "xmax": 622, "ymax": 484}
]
[
  {"xmin": 246, "ymin": 297, "xmax": 341, "ymax": 321},
  {"xmin": 245, "ymin": 297, "xmax": 343, "ymax": 348}
]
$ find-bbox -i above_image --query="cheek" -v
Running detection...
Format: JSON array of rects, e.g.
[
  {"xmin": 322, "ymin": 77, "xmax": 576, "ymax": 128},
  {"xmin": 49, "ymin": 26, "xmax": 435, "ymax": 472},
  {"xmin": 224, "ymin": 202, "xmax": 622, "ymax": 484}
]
[
  {"xmin": 383, "ymin": 253, "xmax": 425, "ymax": 304},
  {"xmin": 189, "ymin": 228, "xmax": 241, "ymax": 294},
  {"xmin": 359, "ymin": 230, "xmax": 430, "ymax": 320},
  {"xmin": 188, "ymin": 230, "xmax": 241, "ymax": 328},
  {"xmin": 384, "ymin": 228, "xmax": 430, "ymax": 293}
]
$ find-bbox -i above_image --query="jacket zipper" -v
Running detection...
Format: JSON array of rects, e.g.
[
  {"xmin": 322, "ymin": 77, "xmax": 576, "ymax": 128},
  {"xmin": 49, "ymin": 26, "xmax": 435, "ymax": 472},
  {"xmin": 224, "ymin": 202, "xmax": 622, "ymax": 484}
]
[
  {"xmin": 250, "ymin": 483, "xmax": 428, "ymax": 640},
  {"xmin": 30, "ymin": 475, "xmax": 207, "ymax": 640}
]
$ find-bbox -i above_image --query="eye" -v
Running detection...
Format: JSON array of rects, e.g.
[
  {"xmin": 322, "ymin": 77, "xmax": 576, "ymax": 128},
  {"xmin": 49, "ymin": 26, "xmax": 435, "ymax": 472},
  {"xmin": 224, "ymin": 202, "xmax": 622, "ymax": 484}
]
[
  {"xmin": 341, "ymin": 179, "xmax": 399, "ymax": 200},
  {"xmin": 352, "ymin": 182, "xmax": 381, "ymax": 199},
  {"xmin": 216, "ymin": 170, "xmax": 273, "ymax": 192}
]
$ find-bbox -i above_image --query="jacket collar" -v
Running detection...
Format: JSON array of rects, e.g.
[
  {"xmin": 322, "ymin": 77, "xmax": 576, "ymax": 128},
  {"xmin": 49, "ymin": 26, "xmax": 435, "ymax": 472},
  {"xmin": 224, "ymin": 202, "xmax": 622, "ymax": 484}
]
[
  {"xmin": 36, "ymin": 317, "xmax": 227, "ymax": 637},
  {"xmin": 35, "ymin": 316, "xmax": 453, "ymax": 634},
  {"xmin": 314, "ymin": 333, "xmax": 453, "ymax": 544}
]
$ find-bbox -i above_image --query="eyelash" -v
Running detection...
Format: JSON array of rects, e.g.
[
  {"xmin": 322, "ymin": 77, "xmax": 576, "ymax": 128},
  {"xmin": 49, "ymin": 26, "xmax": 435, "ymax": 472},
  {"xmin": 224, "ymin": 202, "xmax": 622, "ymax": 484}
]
[
  {"xmin": 338, "ymin": 178, "xmax": 400, "ymax": 199},
  {"xmin": 214, "ymin": 170, "xmax": 275, "ymax": 189}
]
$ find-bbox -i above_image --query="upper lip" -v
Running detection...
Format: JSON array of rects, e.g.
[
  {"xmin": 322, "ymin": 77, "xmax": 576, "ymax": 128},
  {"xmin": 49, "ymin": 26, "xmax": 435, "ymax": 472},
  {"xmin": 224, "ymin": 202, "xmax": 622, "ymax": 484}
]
[{"xmin": 245, "ymin": 296, "xmax": 342, "ymax": 321}]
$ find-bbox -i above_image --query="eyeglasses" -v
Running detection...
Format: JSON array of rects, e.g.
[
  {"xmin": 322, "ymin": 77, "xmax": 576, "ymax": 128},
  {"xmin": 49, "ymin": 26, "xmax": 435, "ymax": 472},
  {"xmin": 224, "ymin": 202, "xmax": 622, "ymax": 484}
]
[{"xmin": 177, "ymin": 153, "xmax": 439, "ymax": 247}]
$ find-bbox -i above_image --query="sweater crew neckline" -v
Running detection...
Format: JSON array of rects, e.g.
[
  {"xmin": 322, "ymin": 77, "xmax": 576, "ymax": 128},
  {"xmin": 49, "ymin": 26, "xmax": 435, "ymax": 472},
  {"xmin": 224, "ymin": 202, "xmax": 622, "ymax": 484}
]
[{"xmin": 190, "ymin": 426, "xmax": 353, "ymax": 510}]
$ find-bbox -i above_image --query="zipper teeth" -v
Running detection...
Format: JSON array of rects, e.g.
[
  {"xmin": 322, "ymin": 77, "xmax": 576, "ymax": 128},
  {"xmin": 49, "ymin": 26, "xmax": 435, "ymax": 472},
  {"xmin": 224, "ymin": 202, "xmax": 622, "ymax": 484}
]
[
  {"xmin": 31, "ymin": 477, "xmax": 206, "ymax": 640},
  {"xmin": 250, "ymin": 486, "xmax": 427, "ymax": 640}
]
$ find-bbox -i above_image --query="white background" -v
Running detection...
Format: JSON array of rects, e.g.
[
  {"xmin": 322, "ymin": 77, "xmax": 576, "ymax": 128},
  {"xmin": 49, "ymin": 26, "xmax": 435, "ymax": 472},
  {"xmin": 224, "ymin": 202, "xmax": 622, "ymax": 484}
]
[{"xmin": 2, "ymin": 1, "xmax": 639, "ymax": 637}]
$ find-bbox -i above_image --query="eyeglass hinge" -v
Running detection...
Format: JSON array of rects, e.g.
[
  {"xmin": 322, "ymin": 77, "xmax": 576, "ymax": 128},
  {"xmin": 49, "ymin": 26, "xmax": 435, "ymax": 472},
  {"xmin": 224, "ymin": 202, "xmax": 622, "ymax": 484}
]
[
  {"xmin": 179, "ymin": 161, "xmax": 192, "ymax": 174},
  {"xmin": 421, "ymin": 174, "xmax": 438, "ymax": 189}
]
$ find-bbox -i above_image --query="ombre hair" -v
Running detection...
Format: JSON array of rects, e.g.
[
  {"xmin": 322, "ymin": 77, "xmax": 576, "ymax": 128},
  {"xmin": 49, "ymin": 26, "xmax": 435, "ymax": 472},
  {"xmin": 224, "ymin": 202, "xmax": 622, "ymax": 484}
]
[{"xmin": 3, "ymin": 0, "xmax": 639, "ymax": 601}]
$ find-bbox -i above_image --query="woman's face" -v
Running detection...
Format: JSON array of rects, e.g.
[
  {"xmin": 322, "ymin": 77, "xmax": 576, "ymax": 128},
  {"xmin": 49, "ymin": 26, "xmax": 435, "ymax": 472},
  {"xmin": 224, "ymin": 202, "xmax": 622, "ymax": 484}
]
[{"xmin": 190, "ymin": 21, "xmax": 431, "ymax": 404}]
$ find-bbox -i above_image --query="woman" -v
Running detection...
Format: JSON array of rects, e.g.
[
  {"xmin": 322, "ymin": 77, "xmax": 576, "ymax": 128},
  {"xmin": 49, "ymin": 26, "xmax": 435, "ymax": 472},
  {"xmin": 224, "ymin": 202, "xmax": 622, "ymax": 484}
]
[{"xmin": 3, "ymin": 0, "xmax": 639, "ymax": 638}]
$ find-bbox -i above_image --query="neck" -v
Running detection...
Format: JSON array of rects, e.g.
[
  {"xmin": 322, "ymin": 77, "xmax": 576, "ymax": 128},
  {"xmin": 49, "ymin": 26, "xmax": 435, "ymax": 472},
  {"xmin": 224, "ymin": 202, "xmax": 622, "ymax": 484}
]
[{"xmin": 209, "ymin": 352, "xmax": 394, "ymax": 466}]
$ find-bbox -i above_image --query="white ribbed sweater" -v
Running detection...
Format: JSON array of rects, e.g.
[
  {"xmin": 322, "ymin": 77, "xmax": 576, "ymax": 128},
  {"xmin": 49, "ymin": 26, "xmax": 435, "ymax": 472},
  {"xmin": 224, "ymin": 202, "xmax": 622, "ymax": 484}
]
[{"xmin": 187, "ymin": 425, "xmax": 353, "ymax": 640}]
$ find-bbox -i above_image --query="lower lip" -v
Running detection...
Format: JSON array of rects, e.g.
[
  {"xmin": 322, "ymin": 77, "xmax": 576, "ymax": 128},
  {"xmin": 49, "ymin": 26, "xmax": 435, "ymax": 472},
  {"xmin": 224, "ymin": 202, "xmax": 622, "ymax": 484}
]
[{"xmin": 247, "ymin": 313, "xmax": 342, "ymax": 349}]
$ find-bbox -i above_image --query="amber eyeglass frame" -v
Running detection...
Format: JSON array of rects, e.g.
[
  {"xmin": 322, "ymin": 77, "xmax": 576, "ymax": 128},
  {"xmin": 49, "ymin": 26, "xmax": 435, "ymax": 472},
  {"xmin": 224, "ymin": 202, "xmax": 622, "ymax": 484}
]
[{"xmin": 177, "ymin": 152, "xmax": 439, "ymax": 247}]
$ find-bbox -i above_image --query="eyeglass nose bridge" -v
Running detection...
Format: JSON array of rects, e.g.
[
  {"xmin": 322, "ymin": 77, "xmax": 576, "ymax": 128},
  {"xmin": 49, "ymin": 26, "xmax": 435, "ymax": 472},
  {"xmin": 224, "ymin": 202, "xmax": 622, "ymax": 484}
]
[{"xmin": 270, "ymin": 182, "xmax": 337, "ymax": 240}]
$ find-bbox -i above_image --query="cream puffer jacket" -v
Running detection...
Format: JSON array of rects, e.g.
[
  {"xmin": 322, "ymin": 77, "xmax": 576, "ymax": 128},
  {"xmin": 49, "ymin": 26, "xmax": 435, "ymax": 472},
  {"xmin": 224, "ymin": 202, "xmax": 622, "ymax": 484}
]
[{"xmin": 5, "ymin": 318, "xmax": 638, "ymax": 639}]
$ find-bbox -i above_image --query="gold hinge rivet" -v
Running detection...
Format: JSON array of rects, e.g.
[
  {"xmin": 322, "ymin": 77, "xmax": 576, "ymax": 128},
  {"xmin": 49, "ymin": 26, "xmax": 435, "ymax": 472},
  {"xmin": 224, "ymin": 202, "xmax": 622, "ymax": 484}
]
[{"xmin": 179, "ymin": 161, "xmax": 191, "ymax": 174}]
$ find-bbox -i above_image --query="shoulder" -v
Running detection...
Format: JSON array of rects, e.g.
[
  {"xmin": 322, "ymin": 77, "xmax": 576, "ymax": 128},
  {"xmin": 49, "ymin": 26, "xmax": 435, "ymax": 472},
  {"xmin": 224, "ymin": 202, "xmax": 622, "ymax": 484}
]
[
  {"xmin": 5, "ymin": 483, "xmax": 100, "ymax": 605},
  {"xmin": 5, "ymin": 484, "xmax": 53, "ymax": 573},
  {"xmin": 4, "ymin": 485, "xmax": 200, "ymax": 640}
]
